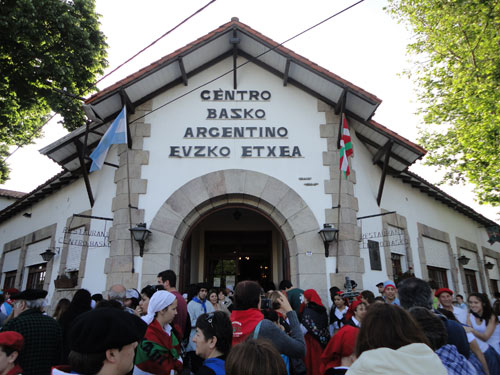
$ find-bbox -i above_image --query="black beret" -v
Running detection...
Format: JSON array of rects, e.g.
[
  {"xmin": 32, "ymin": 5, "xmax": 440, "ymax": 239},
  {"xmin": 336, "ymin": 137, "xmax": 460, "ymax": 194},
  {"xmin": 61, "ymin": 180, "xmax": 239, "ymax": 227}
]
[
  {"xmin": 11, "ymin": 289, "xmax": 47, "ymax": 301},
  {"xmin": 69, "ymin": 308, "xmax": 147, "ymax": 354}
]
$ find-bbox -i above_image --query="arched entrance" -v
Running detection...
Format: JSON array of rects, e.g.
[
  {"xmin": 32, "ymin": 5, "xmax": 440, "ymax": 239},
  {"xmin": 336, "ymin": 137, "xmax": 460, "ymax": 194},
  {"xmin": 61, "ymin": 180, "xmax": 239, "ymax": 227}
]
[
  {"xmin": 179, "ymin": 204, "xmax": 290, "ymax": 291},
  {"xmin": 145, "ymin": 169, "xmax": 326, "ymax": 295}
]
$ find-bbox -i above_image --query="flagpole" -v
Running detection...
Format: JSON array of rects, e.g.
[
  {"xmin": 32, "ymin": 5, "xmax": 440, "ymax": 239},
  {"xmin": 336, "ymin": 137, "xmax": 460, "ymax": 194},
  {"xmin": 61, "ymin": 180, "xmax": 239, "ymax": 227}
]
[
  {"xmin": 336, "ymin": 112, "xmax": 343, "ymax": 274},
  {"xmin": 125, "ymin": 117, "xmax": 135, "ymax": 274}
]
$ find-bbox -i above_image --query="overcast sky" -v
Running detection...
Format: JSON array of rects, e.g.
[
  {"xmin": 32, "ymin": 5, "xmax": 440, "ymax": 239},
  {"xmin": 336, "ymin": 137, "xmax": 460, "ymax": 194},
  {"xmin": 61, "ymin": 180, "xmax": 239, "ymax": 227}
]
[{"xmin": 2, "ymin": 0, "xmax": 498, "ymax": 223}]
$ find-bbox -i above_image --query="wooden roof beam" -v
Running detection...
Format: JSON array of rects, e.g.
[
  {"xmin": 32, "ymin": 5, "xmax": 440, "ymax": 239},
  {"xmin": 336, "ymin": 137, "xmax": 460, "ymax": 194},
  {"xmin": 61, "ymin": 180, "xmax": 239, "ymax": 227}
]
[{"xmin": 178, "ymin": 57, "xmax": 188, "ymax": 86}]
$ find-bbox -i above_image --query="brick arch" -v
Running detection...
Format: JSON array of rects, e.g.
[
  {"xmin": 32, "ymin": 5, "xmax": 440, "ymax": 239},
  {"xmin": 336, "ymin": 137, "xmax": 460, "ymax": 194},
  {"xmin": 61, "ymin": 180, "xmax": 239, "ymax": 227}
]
[{"xmin": 143, "ymin": 169, "xmax": 326, "ymax": 292}]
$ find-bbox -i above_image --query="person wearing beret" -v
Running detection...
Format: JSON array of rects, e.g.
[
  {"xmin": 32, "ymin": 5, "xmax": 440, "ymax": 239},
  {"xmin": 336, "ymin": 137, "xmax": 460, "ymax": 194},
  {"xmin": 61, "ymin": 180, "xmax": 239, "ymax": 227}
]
[
  {"xmin": 51, "ymin": 307, "xmax": 147, "ymax": 375},
  {"xmin": 0, "ymin": 331, "xmax": 24, "ymax": 375},
  {"xmin": 134, "ymin": 290, "xmax": 183, "ymax": 375},
  {"xmin": 435, "ymin": 288, "xmax": 467, "ymax": 325},
  {"xmin": 1, "ymin": 289, "xmax": 62, "ymax": 375}
]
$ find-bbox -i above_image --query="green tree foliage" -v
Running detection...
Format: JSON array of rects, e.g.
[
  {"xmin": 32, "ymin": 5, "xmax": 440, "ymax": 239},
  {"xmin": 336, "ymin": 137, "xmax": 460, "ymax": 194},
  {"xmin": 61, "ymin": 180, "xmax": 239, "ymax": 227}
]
[
  {"xmin": 0, "ymin": 0, "xmax": 108, "ymax": 182},
  {"xmin": 386, "ymin": 0, "xmax": 500, "ymax": 206}
]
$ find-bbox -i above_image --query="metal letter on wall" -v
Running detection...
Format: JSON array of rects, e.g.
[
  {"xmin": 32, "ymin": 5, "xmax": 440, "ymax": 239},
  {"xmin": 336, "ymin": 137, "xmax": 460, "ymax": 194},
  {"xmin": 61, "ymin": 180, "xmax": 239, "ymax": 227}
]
[{"xmin": 368, "ymin": 240, "xmax": 382, "ymax": 271}]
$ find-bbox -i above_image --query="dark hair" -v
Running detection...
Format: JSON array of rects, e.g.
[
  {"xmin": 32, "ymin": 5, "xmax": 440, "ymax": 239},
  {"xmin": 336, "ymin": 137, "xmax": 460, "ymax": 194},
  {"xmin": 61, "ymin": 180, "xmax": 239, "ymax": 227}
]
[
  {"xmin": 59, "ymin": 289, "xmax": 92, "ymax": 328},
  {"xmin": 95, "ymin": 299, "xmax": 122, "ymax": 309},
  {"xmin": 262, "ymin": 308, "xmax": 279, "ymax": 323},
  {"xmin": 0, "ymin": 345, "xmax": 19, "ymax": 364},
  {"xmin": 157, "ymin": 270, "xmax": 177, "ymax": 287},
  {"xmin": 279, "ymin": 280, "xmax": 292, "ymax": 290},
  {"xmin": 234, "ymin": 281, "xmax": 261, "ymax": 310},
  {"xmin": 360, "ymin": 290, "xmax": 375, "ymax": 304},
  {"xmin": 436, "ymin": 308, "xmax": 457, "ymax": 321},
  {"xmin": 91, "ymin": 294, "xmax": 103, "ymax": 302},
  {"xmin": 373, "ymin": 296, "xmax": 385, "ymax": 303},
  {"xmin": 141, "ymin": 285, "xmax": 163, "ymax": 299},
  {"xmin": 355, "ymin": 303, "xmax": 429, "ymax": 357},
  {"xmin": 468, "ymin": 293, "xmax": 495, "ymax": 322},
  {"xmin": 409, "ymin": 307, "xmax": 447, "ymax": 350},
  {"xmin": 329, "ymin": 286, "xmax": 340, "ymax": 300},
  {"xmin": 456, "ymin": 294, "xmax": 464, "ymax": 300},
  {"xmin": 226, "ymin": 339, "xmax": 286, "ymax": 375},
  {"xmin": 53, "ymin": 298, "xmax": 70, "ymax": 321},
  {"xmin": 208, "ymin": 289, "xmax": 218, "ymax": 298},
  {"xmin": 493, "ymin": 300, "xmax": 500, "ymax": 317},
  {"xmin": 195, "ymin": 311, "xmax": 233, "ymax": 355},
  {"xmin": 427, "ymin": 280, "xmax": 438, "ymax": 290},
  {"xmin": 398, "ymin": 278, "xmax": 433, "ymax": 310},
  {"xmin": 68, "ymin": 350, "xmax": 106, "ymax": 374}
]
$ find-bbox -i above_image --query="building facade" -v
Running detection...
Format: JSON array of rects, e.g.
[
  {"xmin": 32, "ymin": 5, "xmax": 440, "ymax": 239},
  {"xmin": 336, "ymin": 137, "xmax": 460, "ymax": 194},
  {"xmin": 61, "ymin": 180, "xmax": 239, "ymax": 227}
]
[{"xmin": 1, "ymin": 19, "xmax": 499, "ymax": 307}]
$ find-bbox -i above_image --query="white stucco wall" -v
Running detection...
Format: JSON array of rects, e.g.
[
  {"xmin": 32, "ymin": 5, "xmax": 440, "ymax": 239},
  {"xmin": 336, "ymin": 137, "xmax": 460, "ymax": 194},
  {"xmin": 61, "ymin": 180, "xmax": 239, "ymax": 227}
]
[
  {"xmin": 140, "ymin": 57, "xmax": 331, "ymax": 230},
  {"xmin": 352, "ymin": 131, "xmax": 500, "ymax": 296},
  {"xmin": 0, "ymin": 156, "xmax": 117, "ymax": 300}
]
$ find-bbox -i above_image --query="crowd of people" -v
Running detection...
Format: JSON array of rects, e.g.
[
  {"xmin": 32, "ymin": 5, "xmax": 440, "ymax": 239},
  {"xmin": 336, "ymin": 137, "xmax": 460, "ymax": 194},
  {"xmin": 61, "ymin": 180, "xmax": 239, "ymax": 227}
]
[{"xmin": 0, "ymin": 271, "xmax": 499, "ymax": 375}]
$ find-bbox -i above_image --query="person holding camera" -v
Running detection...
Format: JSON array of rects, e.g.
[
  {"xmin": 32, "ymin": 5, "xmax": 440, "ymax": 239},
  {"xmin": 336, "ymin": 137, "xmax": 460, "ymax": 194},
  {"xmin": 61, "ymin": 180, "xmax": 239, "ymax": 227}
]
[{"xmin": 230, "ymin": 281, "xmax": 305, "ymax": 361}]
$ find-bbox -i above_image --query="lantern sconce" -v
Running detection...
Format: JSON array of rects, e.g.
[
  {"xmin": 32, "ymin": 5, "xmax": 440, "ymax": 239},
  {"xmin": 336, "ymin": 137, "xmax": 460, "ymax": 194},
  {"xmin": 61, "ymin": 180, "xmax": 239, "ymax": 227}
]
[
  {"xmin": 129, "ymin": 223, "xmax": 151, "ymax": 257},
  {"xmin": 40, "ymin": 248, "xmax": 59, "ymax": 262},
  {"xmin": 318, "ymin": 223, "xmax": 339, "ymax": 258},
  {"xmin": 458, "ymin": 255, "xmax": 470, "ymax": 266}
]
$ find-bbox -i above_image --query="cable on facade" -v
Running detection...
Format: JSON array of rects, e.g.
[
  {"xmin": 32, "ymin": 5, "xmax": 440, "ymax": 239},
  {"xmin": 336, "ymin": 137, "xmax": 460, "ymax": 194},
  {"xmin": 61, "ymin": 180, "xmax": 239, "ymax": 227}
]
[
  {"xmin": 2, "ymin": 1, "xmax": 217, "ymax": 163},
  {"xmin": 129, "ymin": 0, "xmax": 366, "ymax": 125}
]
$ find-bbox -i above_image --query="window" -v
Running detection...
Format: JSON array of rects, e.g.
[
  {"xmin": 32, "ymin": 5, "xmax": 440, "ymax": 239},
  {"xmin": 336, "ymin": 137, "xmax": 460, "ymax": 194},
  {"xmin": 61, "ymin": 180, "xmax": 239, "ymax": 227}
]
[
  {"xmin": 3, "ymin": 271, "xmax": 16, "ymax": 289},
  {"xmin": 368, "ymin": 240, "xmax": 382, "ymax": 271},
  {"xmin": 392, "ymin": 253, "xmax": 403, "ymax": 279},
  {"xmin": 490, "ymin": 279, "xmax": 499, "ymax": 295},
  {"xmin": 464, "ymin": 269, "xmax": 478, "ymax": 295},
  {"xmin": 427, "ymin": 266, "xmax": 449, "ymax": 289},
  {"xmin": 26, "ymin": 264, "xmax": 46, "ymax": 290}
]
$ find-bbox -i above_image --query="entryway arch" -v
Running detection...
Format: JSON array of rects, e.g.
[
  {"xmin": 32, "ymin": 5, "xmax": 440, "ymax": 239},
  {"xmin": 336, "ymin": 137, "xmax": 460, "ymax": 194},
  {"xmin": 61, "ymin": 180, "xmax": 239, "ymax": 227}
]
[{"xmin": 144, "ymin": 169, "xmax": 326, "ymax": 294}]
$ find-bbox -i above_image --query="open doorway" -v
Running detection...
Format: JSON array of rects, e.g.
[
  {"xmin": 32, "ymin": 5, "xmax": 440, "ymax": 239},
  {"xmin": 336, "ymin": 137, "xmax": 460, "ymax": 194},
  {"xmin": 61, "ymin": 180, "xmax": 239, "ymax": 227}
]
[{"xmin": 180, "ymin": 206, "xmax": 289, "ymax": 291}]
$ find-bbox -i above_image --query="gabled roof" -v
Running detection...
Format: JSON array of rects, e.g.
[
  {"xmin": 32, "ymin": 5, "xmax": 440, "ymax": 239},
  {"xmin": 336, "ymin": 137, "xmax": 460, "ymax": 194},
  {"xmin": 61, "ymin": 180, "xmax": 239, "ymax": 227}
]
[
  {"xmin": 0, "ymin": 170, "xmax": 80, "ymax": 222},
  {"xmin": 394, "ymin": 171, "xmax": 498, "ymax": 228},
  {"xmin": 0, "ymin": 189, "xmax": 26, "ymax": 199},
  {"xmin": 40, "ymin": 17, "xmax": 425, "ymax": 173}
]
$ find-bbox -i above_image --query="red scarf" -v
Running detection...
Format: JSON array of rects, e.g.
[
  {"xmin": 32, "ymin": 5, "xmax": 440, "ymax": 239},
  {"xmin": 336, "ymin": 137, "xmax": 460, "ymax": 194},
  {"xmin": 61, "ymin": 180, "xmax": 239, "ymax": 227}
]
[
  {"xmin": 230, "ymin": 308, "xmax": 264, "ymax": 345},
  {"xmin": 136, "ymin": 319, "xmax": 182, "ymax": 374}
]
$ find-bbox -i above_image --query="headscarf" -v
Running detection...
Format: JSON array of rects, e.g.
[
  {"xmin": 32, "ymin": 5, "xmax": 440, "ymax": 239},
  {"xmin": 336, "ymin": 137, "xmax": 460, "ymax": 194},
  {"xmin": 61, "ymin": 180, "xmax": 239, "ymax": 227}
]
[
  {"xmin": 320, "ymin": 325, "xmax": 359, "ymax": 371},
  {"xmin": 143, "ymin": 290, "xmax": 176, "ymax": 325},
  {"xmin": 300, "ymin": 288, "xmax": 324, "ymax": 314},
  {"xmin": 304, "ymin": 289, "xmax": 324, "ymax": 306}
]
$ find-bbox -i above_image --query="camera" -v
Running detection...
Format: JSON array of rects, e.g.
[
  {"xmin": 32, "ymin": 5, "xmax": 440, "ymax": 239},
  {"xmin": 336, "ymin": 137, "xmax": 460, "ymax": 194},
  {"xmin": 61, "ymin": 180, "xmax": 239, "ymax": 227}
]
[{"xmin": 261, "ymin": 297, "xmax": 272, "ymax": 310}]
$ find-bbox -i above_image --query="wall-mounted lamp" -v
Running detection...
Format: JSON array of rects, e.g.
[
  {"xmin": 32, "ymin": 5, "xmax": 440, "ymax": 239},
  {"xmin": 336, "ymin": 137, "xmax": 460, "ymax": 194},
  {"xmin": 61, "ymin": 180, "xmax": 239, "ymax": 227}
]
[
  {"xmin": 129, "ymin": 223, "xmax": 151, "ymax": 257},
  {"xmin": 319, "ymin": 223, "xmax": 339, "ymax": 257},
  {"xmin": 485, "ymin": 261, "xmax": 495, "ymax": 270},
  {"xmin": 458, "ymin": 255, "xmax": 471, "ymax": 266},
  {"xmin": 40, "ymin": 249, "xmax": 57, "ymax": 262}
]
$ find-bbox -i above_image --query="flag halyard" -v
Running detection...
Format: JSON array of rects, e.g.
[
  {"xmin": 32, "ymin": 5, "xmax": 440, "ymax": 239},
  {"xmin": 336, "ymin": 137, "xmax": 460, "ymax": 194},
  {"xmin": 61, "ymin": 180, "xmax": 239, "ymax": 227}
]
[{"xmin": 89, "ymin": 106, "xmax": 128, "ymax": 172}]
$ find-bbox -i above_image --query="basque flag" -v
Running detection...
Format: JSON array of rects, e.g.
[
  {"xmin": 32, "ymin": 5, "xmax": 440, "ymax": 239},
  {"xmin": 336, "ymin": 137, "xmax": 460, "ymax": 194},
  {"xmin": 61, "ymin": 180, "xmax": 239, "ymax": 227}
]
[
  {"xmin": 89, "ymin": 106, "xmax": 127, "ymax": 172},
  {"xmin": 339, "ymin": 114, "xmax": 353, "ymax": 177}
]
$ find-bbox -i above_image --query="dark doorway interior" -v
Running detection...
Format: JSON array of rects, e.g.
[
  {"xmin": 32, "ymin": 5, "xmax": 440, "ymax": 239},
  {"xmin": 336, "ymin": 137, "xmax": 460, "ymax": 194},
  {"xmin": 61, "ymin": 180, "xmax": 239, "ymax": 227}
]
[{"xmin": 205, "ymin": 231, "xmax": 272, "ymax": 288}]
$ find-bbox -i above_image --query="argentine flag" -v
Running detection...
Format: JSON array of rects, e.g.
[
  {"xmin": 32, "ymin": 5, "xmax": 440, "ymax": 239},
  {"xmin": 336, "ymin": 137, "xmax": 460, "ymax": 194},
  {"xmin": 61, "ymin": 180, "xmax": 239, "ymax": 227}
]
[{"xmin": 89, "ymin": 106, "xmax": 128, "ymax": 172}]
